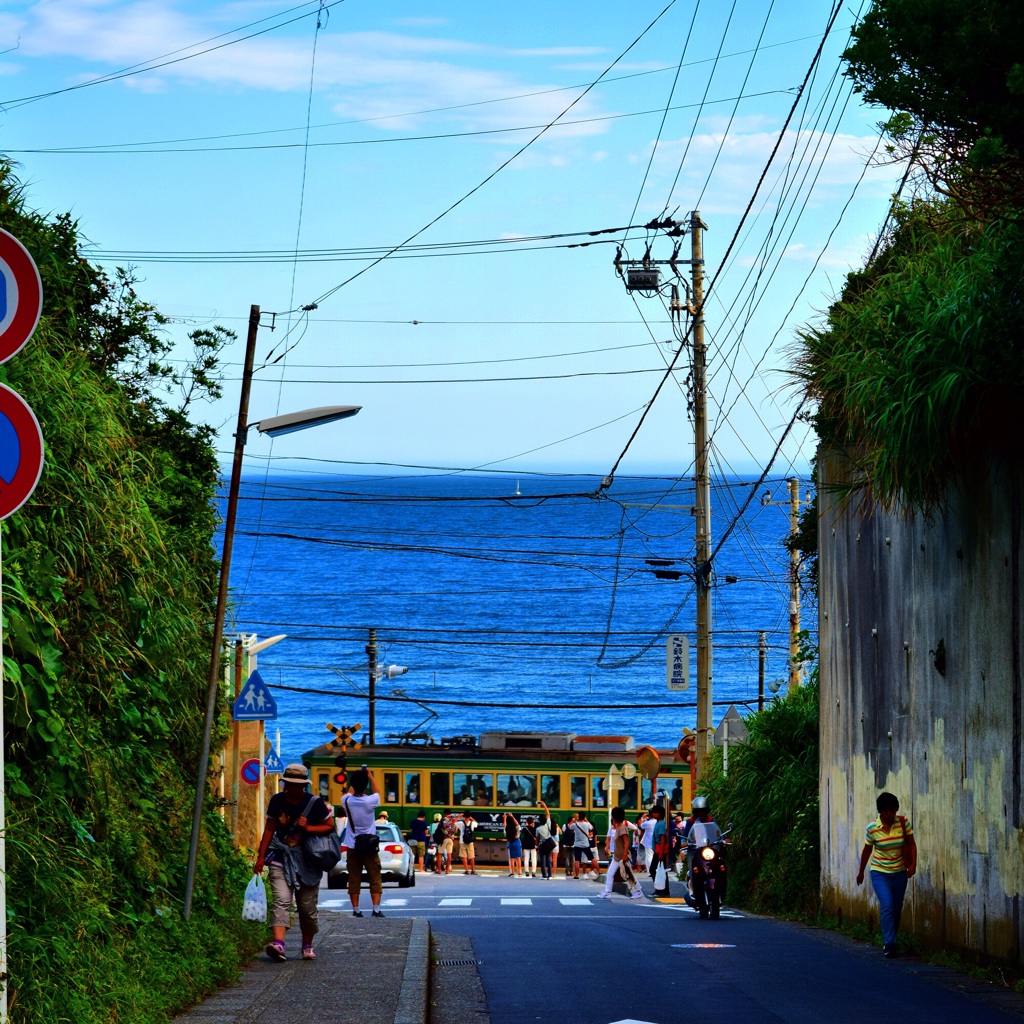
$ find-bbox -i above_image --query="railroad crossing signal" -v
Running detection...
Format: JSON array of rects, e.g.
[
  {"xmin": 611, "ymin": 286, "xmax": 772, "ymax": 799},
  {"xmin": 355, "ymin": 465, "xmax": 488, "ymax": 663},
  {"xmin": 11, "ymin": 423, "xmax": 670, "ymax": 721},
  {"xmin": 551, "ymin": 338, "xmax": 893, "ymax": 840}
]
[{"xmin": 326, "ymin": 721, "xmax": 361, "ymax": 785}]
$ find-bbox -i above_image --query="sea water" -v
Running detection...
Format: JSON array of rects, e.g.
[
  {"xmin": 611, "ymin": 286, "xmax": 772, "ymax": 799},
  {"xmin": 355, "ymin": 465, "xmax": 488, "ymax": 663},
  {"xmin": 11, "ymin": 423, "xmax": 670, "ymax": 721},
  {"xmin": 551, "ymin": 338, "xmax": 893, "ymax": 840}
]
[{"xmin": 223, "ymin": 472, "xmax": 813, "ymax": 764}]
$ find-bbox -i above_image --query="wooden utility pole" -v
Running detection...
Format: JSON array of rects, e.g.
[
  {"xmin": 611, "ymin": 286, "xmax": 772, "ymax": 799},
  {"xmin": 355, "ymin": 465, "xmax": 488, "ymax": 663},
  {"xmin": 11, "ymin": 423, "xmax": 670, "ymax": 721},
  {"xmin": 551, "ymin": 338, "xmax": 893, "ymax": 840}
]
[
  {"xmin": 230, "ymin": 638, "xmax": 243, "ymax": 837},
  {"xmin": 367, "ymin": 628, "xmax": 378, "ymax": 745},
  {"xmin": 691, "ymin": 210, "xmax": 713, "ymax": 779},
  {"xmin": 185, "ymin": 303, "xmax": 260, "ymax": 919},
  {"xmin": 787, "ymin": 477, "xmax": 802, "ymax": 690}
]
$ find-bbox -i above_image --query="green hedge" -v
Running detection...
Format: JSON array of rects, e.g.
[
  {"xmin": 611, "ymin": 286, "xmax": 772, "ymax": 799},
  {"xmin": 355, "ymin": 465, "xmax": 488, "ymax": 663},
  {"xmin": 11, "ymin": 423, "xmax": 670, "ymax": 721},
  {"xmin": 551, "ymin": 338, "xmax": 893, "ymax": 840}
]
[{"xmin": 1, "ymin": 162, "xmax": 262, "ymax": 1023}]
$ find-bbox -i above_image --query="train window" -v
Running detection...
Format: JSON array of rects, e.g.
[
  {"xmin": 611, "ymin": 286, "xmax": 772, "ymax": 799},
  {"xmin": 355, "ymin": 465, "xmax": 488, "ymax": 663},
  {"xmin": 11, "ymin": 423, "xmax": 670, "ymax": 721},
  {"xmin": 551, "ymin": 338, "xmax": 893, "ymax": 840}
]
[
  {"xmin": 591, "ymin": 777, "xmax": 606, "ymax": 808},
  {"xmin": 453, "ymin": 773, "xmax": 493, "ymax": 806},
  {"xmin": 318, "ymin": 773, "xmax": 329, "ymax": 800},
  {"xmin": 667, "ymin": 777, "xmax": 684, "ymax": 810},
  {"xmin": 430, "ymin": 772, "xmax": 450, "ymax": 805},
  {"xmin": 619, "ymin": 777, "xmax": 638, "ymax": 810},
  {"xmin": 405, "ymin": 772, "xmax": 421, "ymax": 803},
  {"xmin": 540, "ymin": 774, "xmax": 560, "ymax": 806},
  {"xmin": 641, "ymin": 777, "xmax": 656, "ymax": 807},
  {"xmin": 569, "ymin": 775, "xmax": 587, "ymax": 807},
  {"xmin": 497, "ymin": 774, "xmax": 536, "ymax": 806},
  {"xmin": 383, "ymin": 772, "xmax": 400, "ymax": 804}
]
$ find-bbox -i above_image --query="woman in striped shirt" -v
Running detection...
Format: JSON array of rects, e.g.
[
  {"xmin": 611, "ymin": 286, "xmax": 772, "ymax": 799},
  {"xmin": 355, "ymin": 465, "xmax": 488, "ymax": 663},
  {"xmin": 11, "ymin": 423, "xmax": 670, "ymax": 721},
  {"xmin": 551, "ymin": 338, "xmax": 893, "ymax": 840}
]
[{"xmin": 856, "ymin": 791, "xmax": 917, "ymax": 958}]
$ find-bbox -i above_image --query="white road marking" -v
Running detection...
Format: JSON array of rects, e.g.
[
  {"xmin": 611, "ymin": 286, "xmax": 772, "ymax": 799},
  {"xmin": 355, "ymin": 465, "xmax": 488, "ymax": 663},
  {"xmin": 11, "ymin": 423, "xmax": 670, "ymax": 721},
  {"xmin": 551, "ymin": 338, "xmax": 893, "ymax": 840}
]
[
  {"xmin": 671, "ymin": 943, "xmax": 736, "ymax": 949},
  {"xmin": 558, "ymin": 898, "xmax": 593, "ymax": 905},
  {"xmin": 382, "ymin": 898, "xmax": 409, "ymax": 906},
  {"xmin": 438, "ymin": 898, "xmax": 473, "ymax": 907},
  {"xmin": 500, "ymin": 898, "xmax": 533, "ymax": 905}
]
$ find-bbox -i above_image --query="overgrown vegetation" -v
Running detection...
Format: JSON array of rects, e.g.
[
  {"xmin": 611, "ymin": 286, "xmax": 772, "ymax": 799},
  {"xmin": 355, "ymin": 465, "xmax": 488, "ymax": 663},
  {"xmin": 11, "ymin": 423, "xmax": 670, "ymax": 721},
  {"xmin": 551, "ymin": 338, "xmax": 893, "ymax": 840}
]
[
  {"xmin": 0, "ymin": 162, "xmax": 262, "ymax": 1023},
  {"xmin": 697, "ymin": 678, "xmax": 820, "ymax": 916},
  {"xmin": 794, "ymin": 1, "xmax": 1024, "ymax": 511}
]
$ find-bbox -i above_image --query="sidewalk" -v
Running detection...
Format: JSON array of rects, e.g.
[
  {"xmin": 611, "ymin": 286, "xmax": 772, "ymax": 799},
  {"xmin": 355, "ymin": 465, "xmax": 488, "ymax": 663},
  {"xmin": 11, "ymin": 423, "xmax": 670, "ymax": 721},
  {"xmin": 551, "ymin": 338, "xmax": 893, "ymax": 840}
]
[{"xmin": 173, "ymin": 914, "xmax": 430, "ymax": 1024}]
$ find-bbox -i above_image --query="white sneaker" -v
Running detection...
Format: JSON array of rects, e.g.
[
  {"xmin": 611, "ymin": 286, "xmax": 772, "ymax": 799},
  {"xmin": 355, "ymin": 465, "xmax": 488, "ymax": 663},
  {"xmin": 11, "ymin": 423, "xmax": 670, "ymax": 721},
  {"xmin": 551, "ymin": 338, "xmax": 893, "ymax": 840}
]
[
  {"xmin": 597, "ymin": 891, "xmax": 612, "ymax": 899},
  {"xmin": 631, "ymin": 888, "xmax": 647, "ymax": 900}
]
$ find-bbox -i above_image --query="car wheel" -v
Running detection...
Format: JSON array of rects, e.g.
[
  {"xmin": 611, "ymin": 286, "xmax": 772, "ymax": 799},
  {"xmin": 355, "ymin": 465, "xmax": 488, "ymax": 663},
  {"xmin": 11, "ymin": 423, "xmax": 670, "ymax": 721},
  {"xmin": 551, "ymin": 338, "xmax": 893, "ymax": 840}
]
[{"xmin": 397, "ymin": 871, "xmax": 414, "ymax": 889}]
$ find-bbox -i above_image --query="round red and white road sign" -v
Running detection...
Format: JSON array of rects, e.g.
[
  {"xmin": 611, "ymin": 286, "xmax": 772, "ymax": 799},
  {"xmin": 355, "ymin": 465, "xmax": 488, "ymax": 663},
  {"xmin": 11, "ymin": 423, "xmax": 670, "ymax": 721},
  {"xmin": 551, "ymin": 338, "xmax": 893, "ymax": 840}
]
[
  {"xmin": 0, "ymin": 383, "xmax": 45, "ymax": 521},
  {"xmin": 0, "ymin": 228, "xmax": 43, "ymax": 365}
]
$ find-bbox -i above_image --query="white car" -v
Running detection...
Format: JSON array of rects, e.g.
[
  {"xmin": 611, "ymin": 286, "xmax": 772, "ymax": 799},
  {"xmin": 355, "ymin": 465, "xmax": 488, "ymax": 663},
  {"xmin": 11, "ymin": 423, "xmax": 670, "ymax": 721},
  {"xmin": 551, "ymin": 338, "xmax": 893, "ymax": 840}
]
[{"xmin": 328, "ymin": 821, "xmax": 416, "ymax": 889}]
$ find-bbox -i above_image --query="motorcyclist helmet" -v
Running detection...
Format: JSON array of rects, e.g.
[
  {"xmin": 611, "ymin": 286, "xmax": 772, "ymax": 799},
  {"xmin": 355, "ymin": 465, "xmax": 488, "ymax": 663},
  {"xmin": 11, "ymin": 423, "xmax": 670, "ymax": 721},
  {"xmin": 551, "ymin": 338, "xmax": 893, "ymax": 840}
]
[{"xmin": 691, "ymin": 795, "xmax": 709, "ymax": 814}]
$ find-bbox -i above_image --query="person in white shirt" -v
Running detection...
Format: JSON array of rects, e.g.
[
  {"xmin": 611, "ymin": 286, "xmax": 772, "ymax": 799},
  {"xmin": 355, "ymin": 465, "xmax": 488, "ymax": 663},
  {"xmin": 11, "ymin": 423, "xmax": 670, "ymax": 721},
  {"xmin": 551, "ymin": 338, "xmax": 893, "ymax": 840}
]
[
  {"xmin": 341, "ymin": 768, "xmax": 385, "ymax": 918},
  {"xmin": 572, "ymin": 812, "xmax": 597, "ymax": 879}
]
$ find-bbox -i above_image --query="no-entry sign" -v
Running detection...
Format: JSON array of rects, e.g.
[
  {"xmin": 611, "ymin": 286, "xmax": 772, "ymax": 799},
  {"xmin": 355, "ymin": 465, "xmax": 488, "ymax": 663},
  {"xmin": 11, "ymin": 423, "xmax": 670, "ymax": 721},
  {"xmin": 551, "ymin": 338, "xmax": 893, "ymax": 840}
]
[
  {"xmin": 0, "ymin": 382, "xmax": 44, "ymax": 521},
  {"xmin": 0, "ymin": 229, "xmax": 43, "ymax": 365}
]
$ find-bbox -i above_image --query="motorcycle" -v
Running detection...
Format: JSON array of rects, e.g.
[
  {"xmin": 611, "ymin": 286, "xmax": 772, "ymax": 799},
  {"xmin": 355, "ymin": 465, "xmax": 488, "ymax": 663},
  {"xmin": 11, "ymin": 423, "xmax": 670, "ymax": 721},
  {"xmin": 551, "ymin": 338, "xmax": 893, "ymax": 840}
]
[{"xmin": 687, "ymin": 821, "xmax": 732, "ymax": 919}]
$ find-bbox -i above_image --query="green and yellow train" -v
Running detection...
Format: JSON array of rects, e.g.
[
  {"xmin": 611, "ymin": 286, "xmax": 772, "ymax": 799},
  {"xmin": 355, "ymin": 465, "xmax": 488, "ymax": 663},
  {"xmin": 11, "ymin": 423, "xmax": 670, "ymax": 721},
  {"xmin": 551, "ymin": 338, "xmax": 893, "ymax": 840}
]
[{"xmin": 302, "ymin": 729, "xmax": 692, "ymax": 859}]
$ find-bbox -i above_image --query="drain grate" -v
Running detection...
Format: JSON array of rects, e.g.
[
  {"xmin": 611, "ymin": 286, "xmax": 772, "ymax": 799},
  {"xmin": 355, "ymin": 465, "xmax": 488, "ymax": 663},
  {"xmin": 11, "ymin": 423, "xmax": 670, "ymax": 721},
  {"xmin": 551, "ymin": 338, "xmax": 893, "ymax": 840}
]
[{"xmin": 435, "ymin": 958, "xmax": 480, "ymax": 967}]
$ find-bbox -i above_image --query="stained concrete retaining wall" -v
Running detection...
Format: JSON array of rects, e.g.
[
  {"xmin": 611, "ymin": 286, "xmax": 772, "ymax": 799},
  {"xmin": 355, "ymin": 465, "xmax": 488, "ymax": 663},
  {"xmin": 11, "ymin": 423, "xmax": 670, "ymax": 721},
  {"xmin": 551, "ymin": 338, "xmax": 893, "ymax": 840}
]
[{"xmin": 818, "ymin": 451, "xmax": 1023, "ymax": 963}]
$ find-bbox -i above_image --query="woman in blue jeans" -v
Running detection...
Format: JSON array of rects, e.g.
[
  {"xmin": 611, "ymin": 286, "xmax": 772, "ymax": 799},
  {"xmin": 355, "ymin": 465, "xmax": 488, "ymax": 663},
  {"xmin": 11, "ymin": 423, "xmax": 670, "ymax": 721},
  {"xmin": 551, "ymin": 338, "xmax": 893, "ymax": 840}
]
[{"xmin": 856, "ymin": 792, "xmax": 917, "ymax": 957}]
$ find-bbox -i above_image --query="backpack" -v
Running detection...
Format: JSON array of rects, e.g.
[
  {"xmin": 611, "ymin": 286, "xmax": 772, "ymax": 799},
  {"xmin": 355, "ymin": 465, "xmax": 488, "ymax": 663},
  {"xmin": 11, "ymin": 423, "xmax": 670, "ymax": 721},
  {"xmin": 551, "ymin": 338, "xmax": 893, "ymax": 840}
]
[
  {"xmin": 442, "ymin": 815, "xmax": 457, "ymax": 839},
  {"xmin": 433, "ymin": 822, "xmax": 445, "ymax": 844}
]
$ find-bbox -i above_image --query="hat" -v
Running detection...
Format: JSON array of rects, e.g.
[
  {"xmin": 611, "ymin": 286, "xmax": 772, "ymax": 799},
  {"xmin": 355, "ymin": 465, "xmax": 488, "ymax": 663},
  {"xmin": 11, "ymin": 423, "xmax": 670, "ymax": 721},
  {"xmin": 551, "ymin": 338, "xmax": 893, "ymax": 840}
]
[
  {"xmin": 433, "ymin": 813, "xmax": 442, "ymax": 821},
  {"xmin": 283, "ymin": 763, "xmax": 309, "ymax": 784}
]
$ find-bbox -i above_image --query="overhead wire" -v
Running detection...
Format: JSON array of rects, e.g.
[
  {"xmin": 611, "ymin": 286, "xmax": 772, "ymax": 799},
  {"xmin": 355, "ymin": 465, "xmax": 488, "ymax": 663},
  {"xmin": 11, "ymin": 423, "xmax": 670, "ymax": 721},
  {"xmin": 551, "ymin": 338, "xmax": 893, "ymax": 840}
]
[{"xmin": 298, "ymin": 0, "xmax": 683, "ymax": 313}]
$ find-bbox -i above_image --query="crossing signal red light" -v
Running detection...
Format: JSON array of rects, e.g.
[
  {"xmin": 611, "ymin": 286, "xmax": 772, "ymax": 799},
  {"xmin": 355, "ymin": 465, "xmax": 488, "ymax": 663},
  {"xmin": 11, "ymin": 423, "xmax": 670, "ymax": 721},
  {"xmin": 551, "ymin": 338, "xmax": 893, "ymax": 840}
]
[{"xmin": 334, "ymin": 769, "xmax": 347, "ymax": 786}]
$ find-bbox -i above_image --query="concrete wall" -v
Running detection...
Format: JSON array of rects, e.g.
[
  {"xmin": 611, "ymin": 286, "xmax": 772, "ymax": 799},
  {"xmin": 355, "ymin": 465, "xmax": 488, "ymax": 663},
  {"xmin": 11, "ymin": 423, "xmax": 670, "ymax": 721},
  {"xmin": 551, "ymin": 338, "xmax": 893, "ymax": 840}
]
[{"xmin": 818, "ymin": 451, "xmax": 1023, "ymax": 963}]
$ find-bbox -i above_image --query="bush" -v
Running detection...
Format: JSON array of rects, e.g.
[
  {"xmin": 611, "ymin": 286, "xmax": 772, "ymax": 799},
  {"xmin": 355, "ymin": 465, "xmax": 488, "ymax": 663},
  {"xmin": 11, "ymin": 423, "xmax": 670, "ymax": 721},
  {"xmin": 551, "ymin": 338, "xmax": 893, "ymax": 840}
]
[{"xmin": 698, "ymin": 681, "xmax": 820, "ymax": 916}]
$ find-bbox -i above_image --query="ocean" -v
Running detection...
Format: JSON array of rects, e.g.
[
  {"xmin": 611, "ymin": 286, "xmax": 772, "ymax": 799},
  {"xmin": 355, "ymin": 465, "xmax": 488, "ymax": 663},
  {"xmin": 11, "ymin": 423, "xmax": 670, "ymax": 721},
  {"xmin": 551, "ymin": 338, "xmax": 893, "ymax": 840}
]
[{"xmin": 223, "ymin": 472, "xmax": 813, "ymax": 765}]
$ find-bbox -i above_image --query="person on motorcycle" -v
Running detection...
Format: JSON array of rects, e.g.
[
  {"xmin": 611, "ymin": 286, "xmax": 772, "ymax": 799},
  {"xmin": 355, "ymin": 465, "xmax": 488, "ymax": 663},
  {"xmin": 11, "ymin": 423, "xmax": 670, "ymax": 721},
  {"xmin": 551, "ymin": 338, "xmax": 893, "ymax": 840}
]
[{"xmin": 684, "ymin": 796, "xmax": 724, "ymax": 907}]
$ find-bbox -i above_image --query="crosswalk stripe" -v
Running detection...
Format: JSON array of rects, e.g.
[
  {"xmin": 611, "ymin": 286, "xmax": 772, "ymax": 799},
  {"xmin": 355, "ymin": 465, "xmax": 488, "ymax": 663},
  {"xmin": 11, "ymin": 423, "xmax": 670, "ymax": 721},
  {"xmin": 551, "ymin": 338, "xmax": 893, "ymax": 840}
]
[
  {"xmin": 500, "ymin": 898, "xmax": 532, "ymax": 905},
  {"xmin": 438, "ymin": 898, "xmax": 473, "ymax": 907},
  {"xmin": 558, "ymin": 898, "xmax": 593, "ymax": 905}
]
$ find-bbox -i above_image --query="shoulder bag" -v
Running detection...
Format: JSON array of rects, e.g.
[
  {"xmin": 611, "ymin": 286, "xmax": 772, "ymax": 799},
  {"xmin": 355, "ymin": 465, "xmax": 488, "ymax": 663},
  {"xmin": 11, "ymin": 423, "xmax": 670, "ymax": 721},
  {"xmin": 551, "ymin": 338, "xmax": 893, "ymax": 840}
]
[
  {"xmin": 345, "ymin": 797, "xmax": 381, "ymax": 855},
  {"xmin": 301, "ymin": 796, "xmax": 342, "ymax": 871}
]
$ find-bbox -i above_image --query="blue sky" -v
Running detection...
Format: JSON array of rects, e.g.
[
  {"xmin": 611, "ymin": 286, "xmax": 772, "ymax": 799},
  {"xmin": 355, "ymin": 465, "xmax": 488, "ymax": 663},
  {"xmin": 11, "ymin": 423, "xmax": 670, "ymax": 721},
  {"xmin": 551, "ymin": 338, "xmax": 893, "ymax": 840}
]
[{"xmin": 0, "ymin": 0, "xmax": 897, "ymax": 479}]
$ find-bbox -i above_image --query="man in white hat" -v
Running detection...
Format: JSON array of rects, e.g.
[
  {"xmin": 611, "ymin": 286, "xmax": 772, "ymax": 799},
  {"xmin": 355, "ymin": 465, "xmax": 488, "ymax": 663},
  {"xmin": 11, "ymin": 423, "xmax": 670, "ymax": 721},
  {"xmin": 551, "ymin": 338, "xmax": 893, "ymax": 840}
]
[{"xmin": 254, "ymin": 763, "xmax": 335, "ymax": 961}]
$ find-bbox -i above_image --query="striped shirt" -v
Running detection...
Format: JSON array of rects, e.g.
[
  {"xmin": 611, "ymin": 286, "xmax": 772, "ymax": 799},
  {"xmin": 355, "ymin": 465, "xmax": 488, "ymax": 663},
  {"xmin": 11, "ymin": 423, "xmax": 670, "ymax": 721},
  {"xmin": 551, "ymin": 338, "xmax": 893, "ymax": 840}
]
[{"xmin": 865, "ymin": 816, "xmax": 913, "ymax": 873}]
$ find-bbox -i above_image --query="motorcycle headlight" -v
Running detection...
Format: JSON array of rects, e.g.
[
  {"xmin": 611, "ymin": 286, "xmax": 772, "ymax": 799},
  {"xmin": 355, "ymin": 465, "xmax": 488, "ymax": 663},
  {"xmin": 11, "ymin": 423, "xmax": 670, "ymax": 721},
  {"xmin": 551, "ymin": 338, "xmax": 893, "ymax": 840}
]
[{"xmin": 701, "ymin": 847, "xmax": 716, "ymax": 862}]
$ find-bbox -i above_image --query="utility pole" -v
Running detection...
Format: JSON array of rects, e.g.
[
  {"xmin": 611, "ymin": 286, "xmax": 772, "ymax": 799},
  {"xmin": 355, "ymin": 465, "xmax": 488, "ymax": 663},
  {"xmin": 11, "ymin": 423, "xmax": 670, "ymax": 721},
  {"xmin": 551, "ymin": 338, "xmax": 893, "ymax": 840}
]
[
  {"xmin": 758, "ymin": 631, "xmax": 767, "ymax": 712},
  {"xmin": 230, "ymin": 638, "xmax": 243, "ymax": 837},
  {"xmin": 787, "ymin": 477, "xmax": 802, "ymax": 690},
  {"xmin": 366, "ymin": 628, "xmax": 378, "ymax": 745},
  {"xmin": 691, "ymin": 209, "xmax": 713, "ymax": 780},
  {"xmin": 184, "ymin": 303, "xmax": 260, "ymax": 920}
]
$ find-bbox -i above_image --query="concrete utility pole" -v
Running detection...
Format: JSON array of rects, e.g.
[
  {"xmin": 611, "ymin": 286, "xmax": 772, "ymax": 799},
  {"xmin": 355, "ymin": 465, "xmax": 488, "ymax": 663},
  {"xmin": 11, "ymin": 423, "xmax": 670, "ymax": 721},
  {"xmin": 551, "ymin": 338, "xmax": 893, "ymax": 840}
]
[
  {"xmin": 367, "ymin": 628, "xmax": 378, "ymax": 745},
  {"xmin": 758, "ymin": 631, "xmax": 767, "ymax": 712},
  {"xmin": 691, "ymin": 210, "xmax": 713, "ymax": 779},
  {"xmin": 787, "ymin": 477, "xmax": 803, "ymax": 690}
]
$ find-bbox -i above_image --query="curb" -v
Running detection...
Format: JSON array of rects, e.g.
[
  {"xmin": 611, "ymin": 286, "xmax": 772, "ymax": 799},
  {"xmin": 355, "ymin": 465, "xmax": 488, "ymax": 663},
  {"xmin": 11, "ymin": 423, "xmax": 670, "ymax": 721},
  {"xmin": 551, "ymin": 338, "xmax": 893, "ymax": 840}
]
[{"xmin": 394, "ymin": 917, "xmax": 431, "ymax": 1024}]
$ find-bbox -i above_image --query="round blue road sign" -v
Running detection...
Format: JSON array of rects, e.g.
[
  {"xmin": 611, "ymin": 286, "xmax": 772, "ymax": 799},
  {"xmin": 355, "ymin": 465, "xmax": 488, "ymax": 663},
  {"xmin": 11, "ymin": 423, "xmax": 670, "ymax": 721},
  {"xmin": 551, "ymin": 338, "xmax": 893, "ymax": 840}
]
[
  {"xmin": 241, "ymin": 758, "xmax": 262, "ymax": 786},
  {"xmin": 0, "ymin": 228, "xmax": 43, "ymax": 365},
  {"xmin": 0, "ymin": 382, "xmax": 44, "ymax": 521}
]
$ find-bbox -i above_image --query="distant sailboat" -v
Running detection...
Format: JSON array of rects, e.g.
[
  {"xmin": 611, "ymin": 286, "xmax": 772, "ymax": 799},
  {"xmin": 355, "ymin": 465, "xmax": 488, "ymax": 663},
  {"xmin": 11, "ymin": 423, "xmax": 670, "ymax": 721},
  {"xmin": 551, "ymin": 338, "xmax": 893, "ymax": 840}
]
[{"xmin": 515, "ymin": 480, "xmax": 521, "ymax": 496}]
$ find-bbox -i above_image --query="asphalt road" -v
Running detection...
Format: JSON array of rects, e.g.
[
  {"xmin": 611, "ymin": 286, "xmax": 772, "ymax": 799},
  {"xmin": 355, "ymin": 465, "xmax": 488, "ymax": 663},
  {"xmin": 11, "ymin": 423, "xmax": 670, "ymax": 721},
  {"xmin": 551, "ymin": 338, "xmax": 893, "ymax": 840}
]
[{"xmin": 321, "ymin": 868, "xmax": 1024, "ymax": 1024}]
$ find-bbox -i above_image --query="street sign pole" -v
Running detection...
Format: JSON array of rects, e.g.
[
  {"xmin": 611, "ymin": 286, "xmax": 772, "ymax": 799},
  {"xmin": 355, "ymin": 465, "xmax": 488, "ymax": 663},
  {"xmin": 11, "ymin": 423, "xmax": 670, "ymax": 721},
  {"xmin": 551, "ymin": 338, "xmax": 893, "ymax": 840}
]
[{"xmin": 0, "ymin": 228, "xmax": 46, "ymax": 1024}]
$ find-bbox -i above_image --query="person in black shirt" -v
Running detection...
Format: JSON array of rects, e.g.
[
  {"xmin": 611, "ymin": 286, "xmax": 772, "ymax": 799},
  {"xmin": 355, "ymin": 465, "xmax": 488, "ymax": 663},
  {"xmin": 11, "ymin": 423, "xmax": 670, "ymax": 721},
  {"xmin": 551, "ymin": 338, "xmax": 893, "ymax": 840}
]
[{"xmin": 254, "ymin": 763, "xmax": 334, "ymax": 962}]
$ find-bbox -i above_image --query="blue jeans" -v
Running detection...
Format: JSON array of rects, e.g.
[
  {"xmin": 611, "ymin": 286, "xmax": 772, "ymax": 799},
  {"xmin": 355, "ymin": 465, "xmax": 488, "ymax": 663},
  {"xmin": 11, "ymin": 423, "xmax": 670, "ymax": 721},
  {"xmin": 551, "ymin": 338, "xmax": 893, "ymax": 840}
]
[{"xmin": 870, "ymin": 869, "xmax": 908, "ymax": 946}]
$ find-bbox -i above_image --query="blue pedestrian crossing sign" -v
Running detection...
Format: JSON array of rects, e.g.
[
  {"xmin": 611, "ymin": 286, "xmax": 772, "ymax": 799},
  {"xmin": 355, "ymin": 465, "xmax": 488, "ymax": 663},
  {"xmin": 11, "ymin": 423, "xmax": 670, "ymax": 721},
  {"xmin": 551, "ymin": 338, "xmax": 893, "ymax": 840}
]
[
  {"xmin": 264, "ymin": 750, "xmax": 284, "ymax": 774},
  {"xmin": 232, "ymin": 669, "xmax": 278, "ymax": 721}
]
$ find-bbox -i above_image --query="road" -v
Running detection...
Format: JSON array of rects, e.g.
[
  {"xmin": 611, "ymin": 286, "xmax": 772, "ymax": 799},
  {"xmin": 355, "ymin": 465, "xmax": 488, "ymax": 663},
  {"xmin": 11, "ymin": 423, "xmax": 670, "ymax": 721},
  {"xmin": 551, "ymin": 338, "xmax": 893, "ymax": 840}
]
[{"xmin": 321, "ymin": 868, "xmax": 1024, "ymax": 1024}]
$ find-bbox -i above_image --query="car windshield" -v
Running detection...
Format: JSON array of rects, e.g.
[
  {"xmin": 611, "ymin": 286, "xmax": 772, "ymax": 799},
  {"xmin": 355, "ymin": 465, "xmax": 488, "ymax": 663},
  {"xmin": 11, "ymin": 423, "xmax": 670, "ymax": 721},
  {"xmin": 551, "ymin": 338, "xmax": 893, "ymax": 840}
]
[{"xmin": 377, "ymin": 824, "xmax": 400, "ymax": 842}]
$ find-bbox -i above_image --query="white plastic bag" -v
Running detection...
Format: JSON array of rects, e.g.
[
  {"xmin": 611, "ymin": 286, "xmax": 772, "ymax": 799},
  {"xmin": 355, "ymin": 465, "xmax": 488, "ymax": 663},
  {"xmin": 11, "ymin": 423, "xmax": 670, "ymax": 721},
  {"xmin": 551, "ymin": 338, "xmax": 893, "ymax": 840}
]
[
  {"xmin": 242, "ymin": 873, "xmax": 267, "ymax": 923},
  {"xmin": 654, "ymin": 863, "xmax": 668, "ymax": 891}
]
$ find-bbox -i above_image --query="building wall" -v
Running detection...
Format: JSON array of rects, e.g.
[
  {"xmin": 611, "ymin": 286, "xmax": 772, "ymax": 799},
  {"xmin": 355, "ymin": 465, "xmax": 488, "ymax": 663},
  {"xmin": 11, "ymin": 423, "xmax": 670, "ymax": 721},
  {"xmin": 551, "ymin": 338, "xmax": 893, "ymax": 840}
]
[{"xmin": 818, "ymin": 451, "xmax": 1023, "ymax": 963}]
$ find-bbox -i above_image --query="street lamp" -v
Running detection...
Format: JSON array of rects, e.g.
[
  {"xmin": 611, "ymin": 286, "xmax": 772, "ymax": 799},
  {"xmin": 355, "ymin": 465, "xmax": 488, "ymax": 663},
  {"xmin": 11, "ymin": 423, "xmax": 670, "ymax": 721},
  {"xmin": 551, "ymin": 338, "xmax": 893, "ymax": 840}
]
[{"xmin": 183, "ymin": 303, "xmax": 361, "ymax": 919}]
